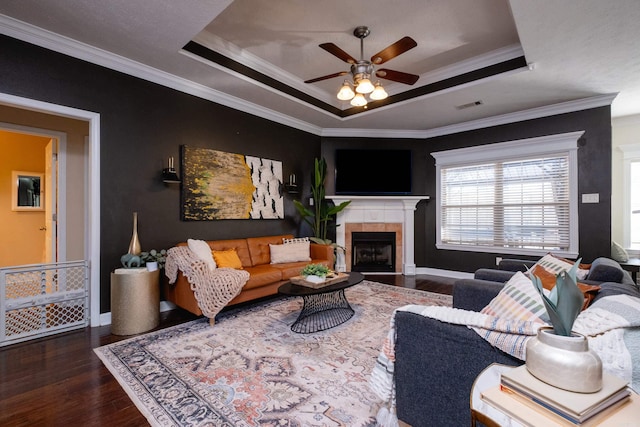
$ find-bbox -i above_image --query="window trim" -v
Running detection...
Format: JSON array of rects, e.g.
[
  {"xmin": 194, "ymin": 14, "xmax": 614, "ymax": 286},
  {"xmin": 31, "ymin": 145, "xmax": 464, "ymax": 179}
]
[
  {"xmin": 619, "ymin": 143, "xmax": 640, "ymax": 253},
  {"xmin": 432, "ymin": 131, "xmax": 583, "ymax": 257}
]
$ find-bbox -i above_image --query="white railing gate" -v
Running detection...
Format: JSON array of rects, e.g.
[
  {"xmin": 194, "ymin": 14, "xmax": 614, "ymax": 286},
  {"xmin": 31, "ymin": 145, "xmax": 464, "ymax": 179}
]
[{"xmin": 0, "ymin": 261, "xmax": 89, "ymax": 347}]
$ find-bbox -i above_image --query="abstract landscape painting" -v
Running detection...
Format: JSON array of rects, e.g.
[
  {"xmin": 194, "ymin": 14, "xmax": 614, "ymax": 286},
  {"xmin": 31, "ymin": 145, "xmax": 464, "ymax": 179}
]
[{"xmin": 181, "ymin": 146, "xmax": 284, "ymax": 220}]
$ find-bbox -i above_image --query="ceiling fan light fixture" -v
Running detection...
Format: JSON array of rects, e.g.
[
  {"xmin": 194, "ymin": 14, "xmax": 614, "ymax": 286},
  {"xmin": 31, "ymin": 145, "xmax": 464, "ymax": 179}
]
[
  {"xmin": 350, "ymin": 93, "xmax": 368, "ymax": 107},
  {"xmin": 337, "ymin": 80, "xmax": 355, "ymax": 100},
  {"xmin": 369, "ymin": 81, "xmax": 388, "ymax": 100},
  {"xmin": 355, "ymin": 77, "xmax": 374, "ymax": 94}
]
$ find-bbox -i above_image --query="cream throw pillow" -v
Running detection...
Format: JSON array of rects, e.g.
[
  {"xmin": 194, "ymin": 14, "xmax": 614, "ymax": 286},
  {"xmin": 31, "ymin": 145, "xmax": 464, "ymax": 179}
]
[
  {"xmin": 187, "ymin": 239, "xmax": 216, "ymax": 271},
  {"xmin": 270, "ymin": 241, "xmax": 311, "ymax": 264},
  {"xmin": 611, "ymin": 241, "xmax": 629, "ymax": 263}
]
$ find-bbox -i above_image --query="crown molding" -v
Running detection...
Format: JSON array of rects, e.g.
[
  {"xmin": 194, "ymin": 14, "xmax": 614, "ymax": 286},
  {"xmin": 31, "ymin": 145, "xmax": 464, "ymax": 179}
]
[
  {"xmin": 0, "ymin": 14, "xmax": 322, "ymax": 135},
  {"xmin": 419, "ymin": 93, "xmax": 617, "ymax": 138},
  {"xmin": 0, "ymin": 14, "xmax": 618, "ymax": 140},
  {"xmin": 322, "ymin": 94, "xmax": 617, "ymax": 139}
]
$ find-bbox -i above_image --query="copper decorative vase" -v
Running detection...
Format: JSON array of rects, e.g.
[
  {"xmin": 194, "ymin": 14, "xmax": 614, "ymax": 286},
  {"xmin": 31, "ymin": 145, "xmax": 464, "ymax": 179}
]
[
  {"xmin": 526, "ymin": 326, "xmax": 602, "ymax": 393},
  {"xmin": 127, "ymin": 212, "xmax": 142, "ymax": 255}
]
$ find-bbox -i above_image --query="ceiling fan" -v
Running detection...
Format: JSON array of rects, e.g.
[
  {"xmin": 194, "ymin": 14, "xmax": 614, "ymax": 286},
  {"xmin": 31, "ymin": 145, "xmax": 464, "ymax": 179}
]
[{"xmin": 305, "ymin": 26, "xmax": 419, "ymax": 106}]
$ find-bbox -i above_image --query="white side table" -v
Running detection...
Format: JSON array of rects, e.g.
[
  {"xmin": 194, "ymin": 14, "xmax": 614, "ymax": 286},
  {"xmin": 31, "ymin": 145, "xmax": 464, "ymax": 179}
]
[
  {"xmin": 471, "ymin": 363, "xmax": 640, "ymax": 427},
  {"xmin": 471, "ymin": 364, "xmax": 524, "ymax": 427},
  {"xmin": 110, "ymin": 268, "xmax": 160, "ymax": 335}
]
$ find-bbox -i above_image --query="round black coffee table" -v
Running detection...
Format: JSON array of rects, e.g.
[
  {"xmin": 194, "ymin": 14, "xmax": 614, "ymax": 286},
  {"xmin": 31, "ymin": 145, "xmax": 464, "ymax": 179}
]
[{"xmin": 278, "ymin": 271, "xmax": 364, "ymax": 333}]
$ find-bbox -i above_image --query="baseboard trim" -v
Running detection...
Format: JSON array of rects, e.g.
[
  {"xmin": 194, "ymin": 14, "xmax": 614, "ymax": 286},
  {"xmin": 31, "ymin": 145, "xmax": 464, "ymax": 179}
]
[
  {"xmin": 415, "ymin": 267, "xmax": 474, "ymax": 279},
  {"xmin": 98, "ymin": 301, "xmax": 178, "ymax": 327}
]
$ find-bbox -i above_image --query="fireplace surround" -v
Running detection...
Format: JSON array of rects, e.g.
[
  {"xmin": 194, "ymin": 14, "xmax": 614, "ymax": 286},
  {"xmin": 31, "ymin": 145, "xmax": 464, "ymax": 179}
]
[{"xmin": 327, "ymin": 196, "xmax": 429, "ymax": 275}]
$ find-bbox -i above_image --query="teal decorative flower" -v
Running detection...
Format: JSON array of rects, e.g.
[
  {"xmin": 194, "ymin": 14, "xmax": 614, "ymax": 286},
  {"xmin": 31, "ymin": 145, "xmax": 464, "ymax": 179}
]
[{"xmin": 529, "ymin": 260, "xmax": 584, "ymax": 336}]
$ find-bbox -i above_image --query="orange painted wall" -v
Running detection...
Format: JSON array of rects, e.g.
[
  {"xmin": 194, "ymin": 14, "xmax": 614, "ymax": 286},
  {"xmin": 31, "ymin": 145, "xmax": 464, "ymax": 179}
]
[{"xmin": 0, "ymin": 130, "xmax": 50, "ymax": 266}]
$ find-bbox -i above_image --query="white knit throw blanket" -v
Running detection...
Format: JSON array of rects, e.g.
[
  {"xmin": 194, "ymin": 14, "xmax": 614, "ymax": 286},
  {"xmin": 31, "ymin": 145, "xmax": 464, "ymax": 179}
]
[
  {"xmin": 369, "ymin": 295, "xmax": 640, "ymax": 424},
  {"xmin": 165, "ymin": 246, "xmax": 249, "ymax": 320}
]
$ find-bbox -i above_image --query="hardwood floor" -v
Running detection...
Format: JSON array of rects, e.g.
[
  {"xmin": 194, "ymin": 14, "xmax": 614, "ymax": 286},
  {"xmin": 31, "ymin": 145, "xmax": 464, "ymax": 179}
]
[{"xmin": 0, "ymin": 274, "xmax": 454, "ymax": 426}]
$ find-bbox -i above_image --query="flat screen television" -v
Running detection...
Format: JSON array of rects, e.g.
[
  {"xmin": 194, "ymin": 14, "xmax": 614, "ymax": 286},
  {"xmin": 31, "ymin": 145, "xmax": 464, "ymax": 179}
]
[{"xmin": 334, "ymin": 149, "xmax": 412, "ymax": 195}]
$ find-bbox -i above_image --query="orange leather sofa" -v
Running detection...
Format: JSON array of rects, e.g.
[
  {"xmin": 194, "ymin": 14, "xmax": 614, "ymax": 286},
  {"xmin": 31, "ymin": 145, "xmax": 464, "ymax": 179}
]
[{"xmin": 164, "ymin": 234, "xmax": 334, "ymax": 316}]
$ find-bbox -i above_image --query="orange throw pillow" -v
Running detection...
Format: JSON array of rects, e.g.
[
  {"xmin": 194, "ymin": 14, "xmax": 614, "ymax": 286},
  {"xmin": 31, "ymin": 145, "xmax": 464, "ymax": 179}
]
[
  {"xmin": 212, "ymin": 249, "xmax": 243, "ymax": 269},
  {"xmin": 530, "ymin": 255, "xmax": 600, "ymax": 309}
]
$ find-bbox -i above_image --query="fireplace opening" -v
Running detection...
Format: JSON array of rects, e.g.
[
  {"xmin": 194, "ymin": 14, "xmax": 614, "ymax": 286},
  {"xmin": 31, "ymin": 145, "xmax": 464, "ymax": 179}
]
[{"xmin": 351, "ymin": 231, "xmax": 396, "ymax": 272}]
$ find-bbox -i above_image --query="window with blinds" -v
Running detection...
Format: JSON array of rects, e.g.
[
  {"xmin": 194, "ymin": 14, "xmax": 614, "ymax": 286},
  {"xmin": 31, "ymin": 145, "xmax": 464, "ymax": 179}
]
[
  {"xmin": 440, "ymin": 155, "xmax": 570, "ymax": 250},
  {"xmin": 630, "ymin": 160, "xmax": 640, "ymax": 249},
  {"xmin": 432, "ymin": 132, "xmax": 581, "ymax": 256}
]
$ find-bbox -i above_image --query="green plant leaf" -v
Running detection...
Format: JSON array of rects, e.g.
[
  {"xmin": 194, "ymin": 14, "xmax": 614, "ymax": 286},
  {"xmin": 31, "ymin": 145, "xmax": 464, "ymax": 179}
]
[
  {"xmin": 529, "ymin": 259, "xmax": 584, "ymax": 336},
  {"xmin": 292, "ymin": 157, "xmax": 350, "ymax": 241},
  {"xmin": 301, "ymin": 263, "xmax": 330, "ymax": 277}
]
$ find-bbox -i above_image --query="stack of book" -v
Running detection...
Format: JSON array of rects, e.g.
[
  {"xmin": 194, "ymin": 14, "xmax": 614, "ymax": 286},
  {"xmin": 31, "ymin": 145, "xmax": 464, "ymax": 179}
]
[{"xmin": 481, "ymin": 365, "xmax": 633, "ymax": 426}]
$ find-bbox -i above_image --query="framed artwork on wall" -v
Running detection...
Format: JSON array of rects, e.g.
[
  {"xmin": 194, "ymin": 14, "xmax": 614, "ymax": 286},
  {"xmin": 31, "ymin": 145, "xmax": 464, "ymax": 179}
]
[
  {"xmin": 11, "ymin": 170, "xmax": 44, "ymax": 211},
  {"xmin": 180, "ymin": 145, "xmax": 284, "ymax": 220}
]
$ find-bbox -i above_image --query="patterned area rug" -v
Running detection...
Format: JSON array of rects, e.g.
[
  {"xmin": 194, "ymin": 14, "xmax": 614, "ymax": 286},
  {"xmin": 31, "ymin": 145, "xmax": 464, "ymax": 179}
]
[{"xmin": 95, "ymin": 281, "xmax": 452, "ymax": 426}]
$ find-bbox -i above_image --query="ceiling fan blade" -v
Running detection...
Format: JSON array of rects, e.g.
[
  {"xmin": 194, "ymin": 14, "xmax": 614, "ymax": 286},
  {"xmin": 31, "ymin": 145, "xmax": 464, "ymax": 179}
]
[
  {"xmin": 375, "ymin": 69, "xmax": 420, "ymax": 85},
  {"xmin": 319, "ymin": 43, "xmax": 357, "ymax": 64},
  {"xmin": 371, "ymin": 36, "xmax": 417, "ymax": 64},
  {"xmin": 304, "ymin": 71, "xmax": 349, "ymax": 84}
]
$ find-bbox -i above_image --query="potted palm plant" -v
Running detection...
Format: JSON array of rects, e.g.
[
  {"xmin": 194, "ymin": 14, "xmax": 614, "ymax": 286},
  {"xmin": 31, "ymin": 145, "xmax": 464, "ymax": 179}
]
[{"xmin": 293, "ymin": 157, "xmax": 351, "ymax": 246}]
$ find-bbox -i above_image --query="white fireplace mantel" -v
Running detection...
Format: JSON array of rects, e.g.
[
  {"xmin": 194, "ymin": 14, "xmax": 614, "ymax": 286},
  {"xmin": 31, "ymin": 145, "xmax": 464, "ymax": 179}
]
[{"xmin": 327, "ymin": 195, "xmax": 430, "ymax": 275}]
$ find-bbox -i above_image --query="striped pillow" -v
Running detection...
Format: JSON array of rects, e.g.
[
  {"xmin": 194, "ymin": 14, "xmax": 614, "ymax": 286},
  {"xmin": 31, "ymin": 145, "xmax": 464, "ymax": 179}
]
[
  {"xmin": 481, "ymin": 271, "xmax": 550, "ymax": 324},
  {"xmin": 283, "ymin": 236, "xmax": 310, "ymax": 244}
]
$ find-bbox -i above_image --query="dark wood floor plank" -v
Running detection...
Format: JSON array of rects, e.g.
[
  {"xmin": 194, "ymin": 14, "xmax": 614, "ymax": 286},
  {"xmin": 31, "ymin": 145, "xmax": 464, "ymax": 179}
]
[{"xmin": 0, "ymin": 274, "xmax": 454, "ymax": 425}]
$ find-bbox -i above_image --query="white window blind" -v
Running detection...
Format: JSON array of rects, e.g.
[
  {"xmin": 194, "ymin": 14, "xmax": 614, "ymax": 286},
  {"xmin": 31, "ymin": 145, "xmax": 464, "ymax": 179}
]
[
  {"xmin": 432, "ymin": 132, "xmax": 581, "ymax": 256},
  {"xmin": 440, "ymin": 155, "xmax": 570, "ymax": 250}
]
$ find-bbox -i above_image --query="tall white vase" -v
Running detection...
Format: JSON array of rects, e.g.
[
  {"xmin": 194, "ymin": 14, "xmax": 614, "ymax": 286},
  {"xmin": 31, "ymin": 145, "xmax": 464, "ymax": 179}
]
[{"xmin": 526, "ymin": 326, "xmax": 602, "ymax": 393}]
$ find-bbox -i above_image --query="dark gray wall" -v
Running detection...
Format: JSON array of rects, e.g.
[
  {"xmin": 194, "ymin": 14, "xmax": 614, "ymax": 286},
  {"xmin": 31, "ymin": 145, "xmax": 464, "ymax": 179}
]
[
  {"xmin": 0, "ymin": 35, "xmax": 320, "ymax": 312},
  {"xmin": 0, "ymin": 34, "xmax": 613, "ymax": 312},
  {"xmin": 323, "ymin": 106, "xmax": 613, "ymax": 272}
]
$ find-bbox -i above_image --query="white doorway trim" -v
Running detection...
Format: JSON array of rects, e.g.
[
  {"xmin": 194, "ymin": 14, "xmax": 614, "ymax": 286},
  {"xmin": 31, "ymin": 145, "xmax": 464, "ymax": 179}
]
[{"xmin": 0, "ymin": 92, "xmax": 101, "ymax": 327}]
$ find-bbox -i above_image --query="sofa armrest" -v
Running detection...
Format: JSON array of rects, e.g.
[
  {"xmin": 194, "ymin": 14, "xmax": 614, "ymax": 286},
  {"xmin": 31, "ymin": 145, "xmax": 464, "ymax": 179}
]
[
  {"xmin": 587, "ymin": 257, "xmax": 624, "ymax": 283},
  {"xmin": 474, "ymin": 268, "xmax": 516, "ymax": 283},
  {"xmin": 453, "ymin": 279, "xmax": 504, "ymax": 311},
  {"xmin": 395, "ymin": 312, "xmax": 521, "ymax": 427},
  {"xmin": 498, "ymin": 258, "xmax": 536, "ymax": 272},
  {"xmin": 309, "ymin": 243, "xmax": 335, "ymax": 266}
]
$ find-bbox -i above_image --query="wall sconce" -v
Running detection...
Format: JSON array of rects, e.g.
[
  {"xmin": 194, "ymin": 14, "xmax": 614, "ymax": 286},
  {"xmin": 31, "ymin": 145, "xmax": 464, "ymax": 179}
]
[
  {"xmin": 284, "ymin": 173, "xmax": 298, "ymax": 194},
  {"xmin": 162, "ymin": 156, "xmax": 181, "ymax": 184}
]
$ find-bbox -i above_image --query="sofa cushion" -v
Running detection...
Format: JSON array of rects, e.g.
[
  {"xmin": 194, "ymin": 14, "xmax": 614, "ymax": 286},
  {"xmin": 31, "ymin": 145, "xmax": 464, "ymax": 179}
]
[
  {"xmin": 247, "ymin": 235, "xmax": 294, "ymax": 266},
  {"xmin": 187, "ymin": 238, "xmax": 216, "ymax": 271},
  {"xmin": 243, "ymin": 265, "xmax": 283, "ymax": 289},
  {"xmin": 592, "ymin": 282, "xmax": 640, "ymax": 303},
  {"xmin": 480, "ymin": 271, "xmax": 549, "ymax": 324},
  {"xmin": 269, "ymin": 242, "xmax": 311, "ymax": 264},
  {"xmin": 212, "ymin": 249, "xmax": 243, "ymax": 269},
  {"xmin": 210, "ymin": 239, "xmax": 252, "ymax": 267}
]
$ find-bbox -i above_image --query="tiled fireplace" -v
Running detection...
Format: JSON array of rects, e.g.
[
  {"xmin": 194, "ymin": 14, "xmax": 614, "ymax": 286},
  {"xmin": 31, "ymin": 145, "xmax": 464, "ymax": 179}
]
[{"xmin": 327, "ymin": 196, "xmax": 429, "ymax": 275}]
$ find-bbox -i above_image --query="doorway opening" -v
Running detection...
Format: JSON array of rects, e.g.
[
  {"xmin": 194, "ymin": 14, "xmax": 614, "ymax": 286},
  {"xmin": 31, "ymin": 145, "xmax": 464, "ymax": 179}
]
[{"xmin": 0, "ymin": 92, "xmax": 101, "ymax": 332}]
